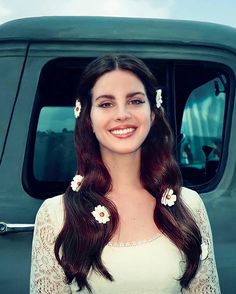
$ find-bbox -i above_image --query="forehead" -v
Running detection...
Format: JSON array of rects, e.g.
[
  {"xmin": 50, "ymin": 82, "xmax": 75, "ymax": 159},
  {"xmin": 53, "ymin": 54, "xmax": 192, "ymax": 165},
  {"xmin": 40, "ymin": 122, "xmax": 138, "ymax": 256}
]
[{"xmin": 92, "ymin": 69, "xmax": 145, "ymax": 94}]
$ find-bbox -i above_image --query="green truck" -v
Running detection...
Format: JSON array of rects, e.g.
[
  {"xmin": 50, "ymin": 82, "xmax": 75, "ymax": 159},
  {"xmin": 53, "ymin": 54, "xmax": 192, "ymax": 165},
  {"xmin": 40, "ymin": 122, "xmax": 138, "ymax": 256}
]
[{"xmin": 0, "ymin": 16, "xmax": 235, "ymax": 293}]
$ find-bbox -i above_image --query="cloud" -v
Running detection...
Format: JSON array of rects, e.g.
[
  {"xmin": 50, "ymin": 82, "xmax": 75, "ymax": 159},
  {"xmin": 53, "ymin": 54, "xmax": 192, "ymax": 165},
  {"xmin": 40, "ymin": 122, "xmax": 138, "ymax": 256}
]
[
  {"xmin": 0, "ymin": 1, "xmax": 12, "ymax": 23},
  {"xmin": 1, "ymin": 0, "xmax": 236, "ymax": 28},
  {"xmin": 0, "ymin": 0, "xmax": 173, "ymax": 24},
  {"xmin": 59, "ymin": 0, "xmax": 173, "ymax": 18}
]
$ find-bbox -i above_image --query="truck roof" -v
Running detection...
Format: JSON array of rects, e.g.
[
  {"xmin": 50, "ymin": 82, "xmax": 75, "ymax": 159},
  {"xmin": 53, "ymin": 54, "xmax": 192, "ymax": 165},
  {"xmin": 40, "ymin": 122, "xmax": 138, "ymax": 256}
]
[{"xmin": 0, "ymin": 16, "xmax": 236, "ymax": 53}]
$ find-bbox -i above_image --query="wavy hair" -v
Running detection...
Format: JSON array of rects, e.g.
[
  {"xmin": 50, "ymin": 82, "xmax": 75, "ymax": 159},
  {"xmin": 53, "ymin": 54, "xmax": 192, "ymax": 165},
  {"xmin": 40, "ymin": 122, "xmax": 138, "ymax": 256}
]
[{"xmin": 55, "ymin": 54, "xmax": 202, "ymax": 292}]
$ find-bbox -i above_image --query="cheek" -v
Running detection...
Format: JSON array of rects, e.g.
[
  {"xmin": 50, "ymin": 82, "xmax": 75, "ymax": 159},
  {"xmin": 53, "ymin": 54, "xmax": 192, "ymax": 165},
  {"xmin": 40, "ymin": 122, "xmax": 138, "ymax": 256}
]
[
  {"xmin": 90, "ymin": 107, "xmax": 100, "ymax": 127},
  {"xmin": 139, "ymin": 107, "xmax": 153, "ymax": 125},
  {"xmin": 90, "ymin": 108, "xmax": 106, "ymax": 134}
]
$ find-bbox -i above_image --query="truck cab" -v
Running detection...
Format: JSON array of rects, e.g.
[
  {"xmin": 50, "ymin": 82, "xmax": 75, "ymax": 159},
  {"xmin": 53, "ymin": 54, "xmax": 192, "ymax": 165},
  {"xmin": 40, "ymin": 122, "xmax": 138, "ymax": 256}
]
[{"xmin": 0, "ymin": 16, "xmax": 235, "ymax": 293}]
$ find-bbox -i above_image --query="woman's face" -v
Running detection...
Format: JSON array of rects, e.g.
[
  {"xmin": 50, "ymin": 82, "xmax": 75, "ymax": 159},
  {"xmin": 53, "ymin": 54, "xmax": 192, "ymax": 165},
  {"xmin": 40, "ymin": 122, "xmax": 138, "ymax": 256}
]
[{"xmin": 90, "ymin": 69, "xmax": 154, "ymax": 157}]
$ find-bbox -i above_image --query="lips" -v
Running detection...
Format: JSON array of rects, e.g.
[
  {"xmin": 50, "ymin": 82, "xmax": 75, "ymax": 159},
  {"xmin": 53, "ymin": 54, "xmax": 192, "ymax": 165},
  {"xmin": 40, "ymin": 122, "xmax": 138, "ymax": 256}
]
[
  {"xmin": 109, "ymin": 125, "xmax": 137, "ymax": 138},
  {"xmin": 110, "ymin": 128, "xmax": 135, "ymax": 135}
]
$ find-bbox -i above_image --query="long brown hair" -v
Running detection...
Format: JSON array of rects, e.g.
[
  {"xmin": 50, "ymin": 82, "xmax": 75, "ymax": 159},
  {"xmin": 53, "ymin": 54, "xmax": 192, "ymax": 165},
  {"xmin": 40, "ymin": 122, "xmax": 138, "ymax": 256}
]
[{"xmin": 55, "ymin": 55, "xmax": 202, "ymax": 292}]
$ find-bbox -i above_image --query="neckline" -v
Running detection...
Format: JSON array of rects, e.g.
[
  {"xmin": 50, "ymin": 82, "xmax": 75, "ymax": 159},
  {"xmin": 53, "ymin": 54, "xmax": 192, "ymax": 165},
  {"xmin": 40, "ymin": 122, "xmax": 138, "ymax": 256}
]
[{"xmin": 107, "ymin": 233, "xmax": 163, "ymax": 247}]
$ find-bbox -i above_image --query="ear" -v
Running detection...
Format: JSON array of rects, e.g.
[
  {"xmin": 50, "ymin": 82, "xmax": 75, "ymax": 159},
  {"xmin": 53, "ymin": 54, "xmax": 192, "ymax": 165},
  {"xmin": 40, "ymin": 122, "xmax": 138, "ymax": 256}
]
[
  {"xmin": 90, "ymin": 121, "xmax": 95, "ymax": 133},
  {"xmin": 151, "ymin": 111, "xmax": 155, "ymax": 125}
]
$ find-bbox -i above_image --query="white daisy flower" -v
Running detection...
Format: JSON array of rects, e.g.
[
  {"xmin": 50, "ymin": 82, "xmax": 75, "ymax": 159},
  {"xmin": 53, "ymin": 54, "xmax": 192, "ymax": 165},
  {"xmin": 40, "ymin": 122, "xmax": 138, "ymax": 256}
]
[
  {"xmin": 74, "ymin": 99, "xmax": 81, "ymax": 118},
  {"xmin": 156, "ymin": 89, "xmax": 163, "ymax": 108},
  {"xmin": 91, "ymin": 205, "xmax": 110, "ymax": 224},
  {"xmin": 71, "ymin": 174, "xmax": 84, "ymax": 192},
  {"xmin": 161, "ymin": 188, "xmax": 177, "ymax": 207},
  {"xmin": 200, "ymin": 242, "xmax": 209, "ymax": 260}
]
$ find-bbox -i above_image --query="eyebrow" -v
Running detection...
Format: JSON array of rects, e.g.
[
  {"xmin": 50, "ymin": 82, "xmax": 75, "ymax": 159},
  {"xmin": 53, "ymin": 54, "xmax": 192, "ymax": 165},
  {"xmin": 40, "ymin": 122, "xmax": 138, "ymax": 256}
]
[{"xmin": 95, "ymin": 91, "xmax": 145, "ymax": 101}]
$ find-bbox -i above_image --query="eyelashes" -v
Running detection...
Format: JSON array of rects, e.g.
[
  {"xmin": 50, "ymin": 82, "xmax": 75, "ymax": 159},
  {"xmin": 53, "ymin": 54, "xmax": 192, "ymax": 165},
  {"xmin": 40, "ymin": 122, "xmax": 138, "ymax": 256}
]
[
  {"xmin": 130, "ymin": 99, "xmax": 146, "ymax": 105},
  {"xmin": 98, "ymin": 102, "xmax": 113, "ymax": 108},
  {"xmin": 97, "ymin": 99, "xmax": 146, "ymax": 108}
]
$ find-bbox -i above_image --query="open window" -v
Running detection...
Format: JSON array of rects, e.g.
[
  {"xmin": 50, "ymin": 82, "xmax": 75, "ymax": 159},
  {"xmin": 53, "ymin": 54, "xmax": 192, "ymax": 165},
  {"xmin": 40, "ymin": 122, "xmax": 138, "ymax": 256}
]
[
  {"xmin": 175, "ymin": 62, "xmax": 231, "ymax": 189},
  {"xmin": 23, "ymin": 58, "xmax": 232, "ymax": 198}
]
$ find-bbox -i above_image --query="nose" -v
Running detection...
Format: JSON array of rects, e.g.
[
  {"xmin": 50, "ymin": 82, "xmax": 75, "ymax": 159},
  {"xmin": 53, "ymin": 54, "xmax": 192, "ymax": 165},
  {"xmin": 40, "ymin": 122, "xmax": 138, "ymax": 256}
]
[{"xmin": 114, "ymin": 104, "xmax": 132, "ymax": 121}]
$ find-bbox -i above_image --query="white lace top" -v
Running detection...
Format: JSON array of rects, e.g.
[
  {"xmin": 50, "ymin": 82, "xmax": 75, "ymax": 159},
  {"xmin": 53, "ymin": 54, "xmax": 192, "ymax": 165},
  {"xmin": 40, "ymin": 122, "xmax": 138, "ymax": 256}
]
[{"xmin": 30, "ymin": 187, "xmax": 221, "ymax": 293}]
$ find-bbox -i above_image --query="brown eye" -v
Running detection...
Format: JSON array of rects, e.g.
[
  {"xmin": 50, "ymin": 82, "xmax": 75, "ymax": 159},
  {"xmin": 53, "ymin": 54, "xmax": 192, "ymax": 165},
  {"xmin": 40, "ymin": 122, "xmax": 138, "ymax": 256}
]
[
  {"xmin": 98, "ymin": 102, "xmax": 113, "ymax": 108},
  {"xmin": 129, "ymin": 99, "xmax": 145, "ymax": 105}
]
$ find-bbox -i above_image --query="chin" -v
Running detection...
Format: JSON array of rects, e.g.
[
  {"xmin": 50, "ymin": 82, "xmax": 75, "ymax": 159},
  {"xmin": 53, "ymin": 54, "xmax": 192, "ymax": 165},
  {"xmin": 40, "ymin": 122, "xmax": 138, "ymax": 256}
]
[{"xmin": 101, "ymin": 144, "xmax": 142, "ymax": 156}]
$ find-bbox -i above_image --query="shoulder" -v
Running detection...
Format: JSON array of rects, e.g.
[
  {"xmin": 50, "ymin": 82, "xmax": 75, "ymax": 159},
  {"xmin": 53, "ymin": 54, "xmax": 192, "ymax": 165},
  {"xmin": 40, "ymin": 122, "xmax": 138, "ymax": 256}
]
[
  {"xmin": 35, "ymin": 194, "xmax": 65, "ymax": 231},
  {"xmin": 39, "ymin": 194, "xmax": 64, "ymax": 214},
  {"xmin": 180, "ymin": 187, "xmax": 204, "ymax": 213},
  {"xmin": 42, "ymin": 193, "xmax": 64, "ymax": 209}
]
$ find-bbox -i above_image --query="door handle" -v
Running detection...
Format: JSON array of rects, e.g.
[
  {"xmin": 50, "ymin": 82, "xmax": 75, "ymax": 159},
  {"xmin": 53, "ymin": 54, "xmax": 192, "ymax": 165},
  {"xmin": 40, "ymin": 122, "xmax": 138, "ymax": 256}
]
[{"xmin": 0, "ymin": 222, "xmax": 34, "ymax": 234}]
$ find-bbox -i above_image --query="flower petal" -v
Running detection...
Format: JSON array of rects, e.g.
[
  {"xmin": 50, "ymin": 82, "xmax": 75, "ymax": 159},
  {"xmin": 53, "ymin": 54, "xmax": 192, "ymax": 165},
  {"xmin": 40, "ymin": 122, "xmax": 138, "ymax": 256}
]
[
  {"xmin": 91, "ymin": 205, "xmax": 110, "ymax": 224},
  {"xmin": 74, "ymin": 100, "xmax": 82, "ymax": 118},
  {"xmin": 70, "ymin": 174, "xmax": 84, "ymax": 192},
  {"xmin": 156, "ymin": 89, "xmax": 163, "ymax": 108},
  {"xmin": 161, "ymin": 188, "xmax": 176, "ymax": 206}
]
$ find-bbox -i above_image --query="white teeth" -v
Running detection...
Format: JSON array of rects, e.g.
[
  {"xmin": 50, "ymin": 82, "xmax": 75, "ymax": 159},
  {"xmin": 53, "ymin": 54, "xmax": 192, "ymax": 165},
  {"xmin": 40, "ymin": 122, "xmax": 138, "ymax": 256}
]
[{"xmin": 110, "ymin": 128, "xmax": 135, "ymax": 135}]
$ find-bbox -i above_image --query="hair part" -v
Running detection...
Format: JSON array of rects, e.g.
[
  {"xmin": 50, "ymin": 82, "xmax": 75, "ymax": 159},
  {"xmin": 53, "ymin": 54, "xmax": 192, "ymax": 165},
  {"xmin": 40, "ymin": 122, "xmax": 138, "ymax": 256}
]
[{"xmin": 55, "ymin": 54, "xmax": 202, "ymax": 292}]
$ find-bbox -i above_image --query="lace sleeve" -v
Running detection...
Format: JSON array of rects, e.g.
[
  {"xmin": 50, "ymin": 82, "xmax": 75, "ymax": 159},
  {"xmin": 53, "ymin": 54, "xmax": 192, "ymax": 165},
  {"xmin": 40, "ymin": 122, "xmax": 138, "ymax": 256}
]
[
  {"xmin": 183, "ymin": 193, "xmax": 221, "ymax": 293},
  {"xmin": 30, "ymin": 199, "xmax": 71, "ymax": 294}
]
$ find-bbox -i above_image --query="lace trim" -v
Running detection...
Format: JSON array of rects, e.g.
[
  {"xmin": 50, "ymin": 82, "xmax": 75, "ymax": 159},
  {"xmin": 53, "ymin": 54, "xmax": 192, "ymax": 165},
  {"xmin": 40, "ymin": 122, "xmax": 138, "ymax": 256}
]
[
  {"xmin": 30, "ymin": 200, "xmax": 71, "ymax": 294},
  {"xmin": 30, "ymin": 192, "xmax": 221, "ymax": 293},
  {"xmin": 182, "ymin": 195, "xmax": 221, "ymax": 293},
  {"xmin": 108, "ymin": 233, "xmax": 162, "ymax": 247}
]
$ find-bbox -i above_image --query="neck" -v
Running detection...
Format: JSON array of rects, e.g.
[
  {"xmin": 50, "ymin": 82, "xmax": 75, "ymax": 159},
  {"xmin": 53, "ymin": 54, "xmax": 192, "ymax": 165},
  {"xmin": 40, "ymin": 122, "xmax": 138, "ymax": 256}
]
[{"xmin": 101, "ymin": 150, "xmax": 142, "ymax": 193}]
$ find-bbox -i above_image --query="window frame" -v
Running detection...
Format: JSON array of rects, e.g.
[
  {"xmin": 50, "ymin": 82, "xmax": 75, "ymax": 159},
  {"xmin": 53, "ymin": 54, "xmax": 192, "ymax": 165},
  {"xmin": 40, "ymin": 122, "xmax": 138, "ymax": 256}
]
[
  {"xmin": 172, "ymin": 60, "xmax": 235, "ymax": 192},
  {"xmin": 21, "ymin": 44, "xmax": 236, "ymax": 199}
]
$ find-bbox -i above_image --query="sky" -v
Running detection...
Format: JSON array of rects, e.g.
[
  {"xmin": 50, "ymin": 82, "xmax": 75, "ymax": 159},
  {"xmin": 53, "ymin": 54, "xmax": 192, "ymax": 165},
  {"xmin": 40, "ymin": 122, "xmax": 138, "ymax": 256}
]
[{"xmin": 0, "ymin": 0, "xmax": 236, "ymax": 28}]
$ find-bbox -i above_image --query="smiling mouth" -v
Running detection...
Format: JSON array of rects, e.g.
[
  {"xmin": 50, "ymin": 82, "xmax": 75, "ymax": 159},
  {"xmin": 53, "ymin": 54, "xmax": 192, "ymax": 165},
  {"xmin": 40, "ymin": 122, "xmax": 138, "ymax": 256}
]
[{"xmin": 110, "ymin": 128, "xmax": 136, "ymax": 135}]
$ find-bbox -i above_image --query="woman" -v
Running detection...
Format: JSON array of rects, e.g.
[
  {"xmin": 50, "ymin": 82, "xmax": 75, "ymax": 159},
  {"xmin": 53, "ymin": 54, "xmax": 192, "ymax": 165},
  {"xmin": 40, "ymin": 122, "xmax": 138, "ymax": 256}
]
[{"xmin": 30, "ymin": 55, "xmax": 220, "ymax": 293}]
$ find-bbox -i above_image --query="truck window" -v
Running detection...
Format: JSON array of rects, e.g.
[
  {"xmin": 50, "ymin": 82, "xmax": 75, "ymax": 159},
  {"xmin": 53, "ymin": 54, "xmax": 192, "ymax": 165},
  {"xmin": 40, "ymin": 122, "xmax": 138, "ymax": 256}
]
[
  {"xmin": 180, "ymin": 75, "xmax": 226, "ymax": 185},
  {"xmin": 174, "ymin": 62, "xmax": 230, "ymax": 189},
  {"xmin": 34, "ymin": 107, "xmax": 76, "ymax": 182},
  {"xmin": 23, "ymin": 58, "xmax": 231, "ymax": 197}
]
